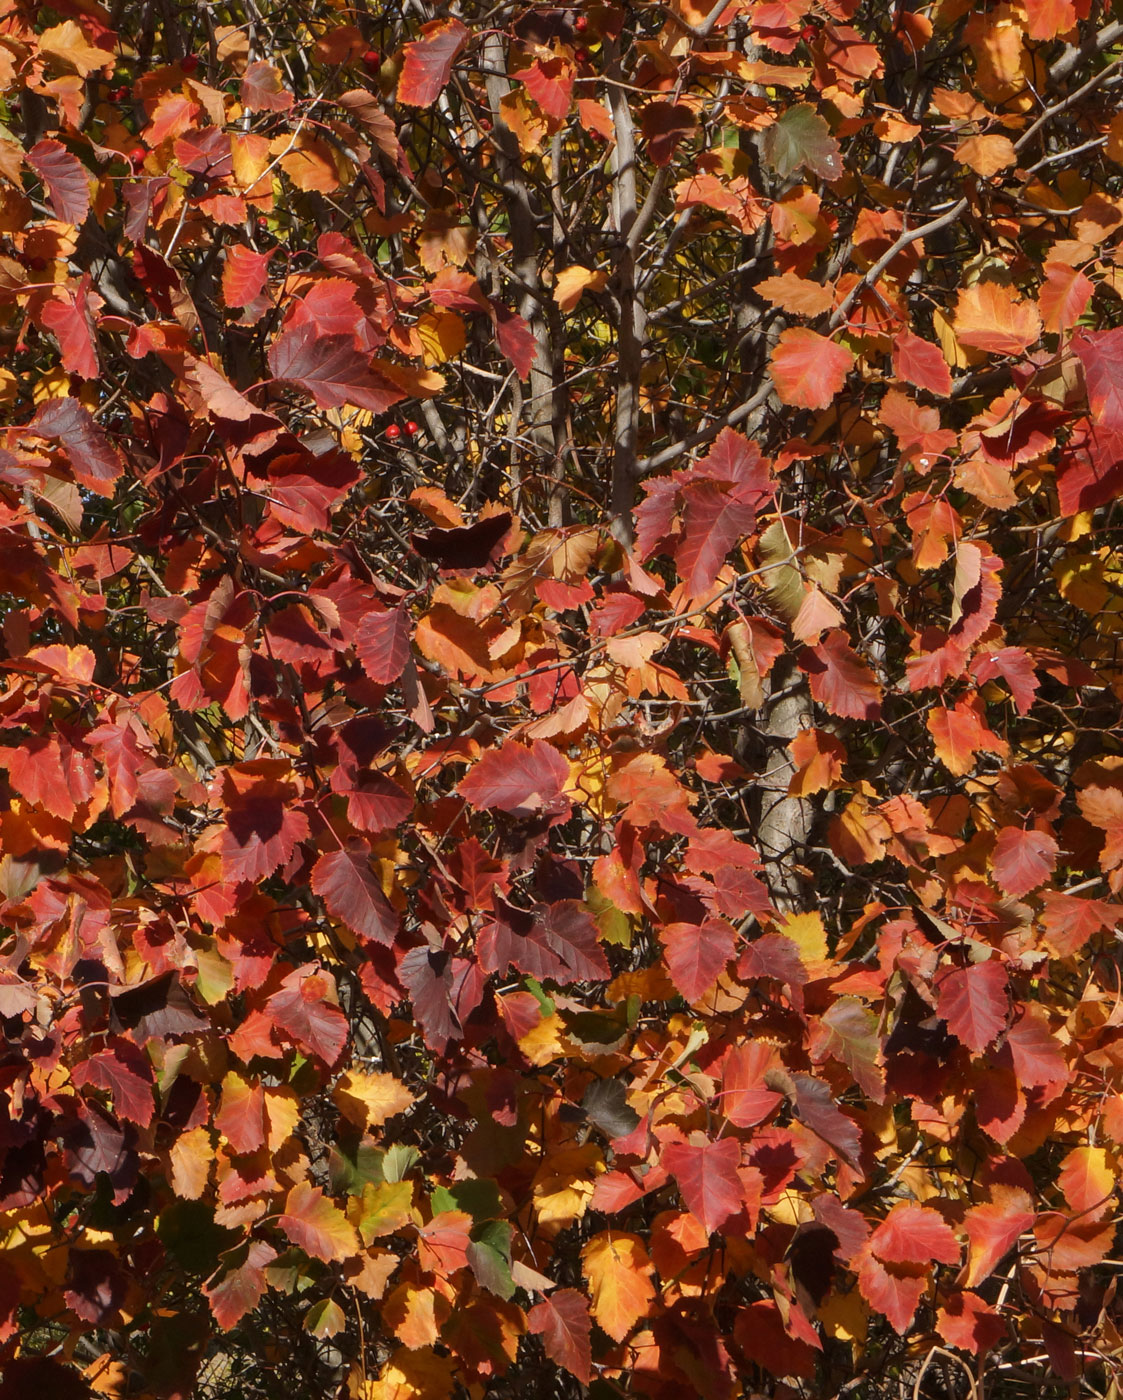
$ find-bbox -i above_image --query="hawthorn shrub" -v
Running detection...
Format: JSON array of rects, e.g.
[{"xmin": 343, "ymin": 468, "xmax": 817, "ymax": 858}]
[{"xmin": 3, "ymin": 1, "xmax": 1123, "ymax": 1397}]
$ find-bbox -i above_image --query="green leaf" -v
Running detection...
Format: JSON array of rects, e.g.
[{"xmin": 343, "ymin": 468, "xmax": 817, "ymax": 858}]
[
  {"xmin": 467, "ymin": 1219, "xmax": 515, "ymax": 1299},
  {"xmin": 762, "ymin": 104, "xmax": 841, "ymax": 180}
]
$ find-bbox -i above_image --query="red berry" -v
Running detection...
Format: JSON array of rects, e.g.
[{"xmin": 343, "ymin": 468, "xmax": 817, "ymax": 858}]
[
  {"xmin": 800, "ymin": 25, "xmax": 816, "ymax": 41},
  {"xmin": 116, "ymin": 85, "xmax": 131, "ymax": 100},
  {"xmin": 362, "ymin": 49, "xmax": 381, "ymax": 70},
  {"xmin": 385, "ymin": 423, "xmax": 401, "ymax": 440},
  {"xmin": 575, "ymin": 13, "xmax": 588, "ymax": 31},
  {"xmin": 478, "ymin": 116, "xmax": 492, "ymax": 132},
  {"xmin": 181, "ymin": 54, "xmax": 199, "ymax": 74},
  {"xmin": 575, "ymin": 47, "xmax": 589, "ymax": 63},
  {"xmin": 404, "ymin": 420, "xmax": 419, "ymax": 436},
  {"xmin": 128, "ymin": 146, "xmax": 146, "ymax": 165}
]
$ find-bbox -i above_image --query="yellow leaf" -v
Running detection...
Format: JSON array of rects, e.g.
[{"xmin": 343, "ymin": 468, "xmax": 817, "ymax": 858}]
[
  {"xmin": 38, "ymin": 21, "xmax": 113, "ymax": 76},
  {"xmin": 357, "ymin": 1347, "xmax": 457, "ymax": 1400},
  {"xmin": 553, "ymin": 264, "xmax": 607, "ymax": 312},
  {"xmin": 532, "ymin": 1143, "xmax": 604, "ymax": 1227},
  {"xmin": 168, "ymin": 1124, "xmax": 214, "ymax": 1200},
  {"xmin": 777, "ymin": 910, "xmax": 829, "ymax": 974},
  {"xmin": 264, "ymin": 1085, "xmax": 301, "ymax": 1151},
  {"xmin": 582, "ymin": 1231, "xmax": 655, "ymax": 1342},
  {"xmin": 350, "ymin": 1180, "xmax": 416, "ymax": 1246},
  {"xmin": 333, "ymin": 1070, "xmax": 415, "ymax": 1129},
  {"xmin": 417, "ymin": 309, "xmax": 466, "ymax": 365}
]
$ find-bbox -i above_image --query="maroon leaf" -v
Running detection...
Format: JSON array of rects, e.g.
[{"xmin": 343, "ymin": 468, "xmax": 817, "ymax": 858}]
[
  {"xmin": 527, "ymin": 1289, "xmax": 592, "ymax": 1384},
  {"xmin": 267, "ymin": 322, "xmax": 404, "ymax": 411},
  {"xmin": 354, "ymin": 607, "xmax": 411, "ymax": 684},
  {"xmin": 311, "ymin": 843, "xmax": 399, "ymax": 947},
  {"xmin": 790, "ymin": 1073, "xmax": 862, "ymax": 1170},
  {"xmin": 799, "ymin": 631, "xmax": 883, "ymax": 720},
  {"xmin": 663, "ymin": 1136, "xmax": 742, "ymax": 1233},
  {"xmin": 492, "ymin": 303, "xmax": 536, "ymax": 379},
  {"xmin": 30, "ymin": 397, "xmax": 123, "ymax": 497},
  {"xmin": 935, "ymin": 961, "xmax": 1008, "ymax": 1053},
  {"xmin": 459, "ymin": 739, "xmax": 571, "ymax": 818},
  {"xmin": 397, "ymin": 19, "xmax": 468, "ymax": 106},
  {"xmin": 479, "ymin": 899, "xmax": 610, "ymax": 983},
  {"xmin": 412, "ymin": 513, "xmax": 512, "ymax": 570},
  {"xmin": 397, "ymin": 946, "xmax": 484, "ymax": 1052},
  {"xmin": 71, "ymin": 1041, "xmax": 154, "ymax": 1126},
  {"xmin": 27, "ymin": 139, "xmax": 90, "ymax": 223}
]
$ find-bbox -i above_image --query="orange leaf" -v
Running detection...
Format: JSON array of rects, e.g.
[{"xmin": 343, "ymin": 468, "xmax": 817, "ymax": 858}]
[
  {"xmin": 953, "ymin": 283, "xmax": 1041, "ymax": 356},
  {"xmin": 581, "ymin": 1231, "xmax": 655, "ymax": 1342}
]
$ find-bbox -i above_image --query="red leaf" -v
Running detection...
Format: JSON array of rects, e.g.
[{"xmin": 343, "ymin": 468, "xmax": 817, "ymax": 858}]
[
  {"xmin": 203, "ymin": 1242, "xmax": 278, "ymax": 1330},
  {"xmin": 266, "ymin": 967, "xmax": 349, "ymax": 1065},
  {"xmin": 1005, "ymin": 1006, "xmax": 1067, "ymax": 1090},
  {"xmin": 991, "ymin": 826, "xmax": 1058, "ymax": 898},
  {"xmin": 720, "ymin": 1041, "xmax": 784, "ymax": 1128},
  {"xmin": 417, "ymin": 1209, "xmax": 472, "ymax": 1274},
  {"xmin": 527, "ymin": 1289, "xmax": 592, "ymax": 1385},
  {"xmin": 3, "ymin": 734, "xmax": 95, "ymax": 821},
  {"xmin": 770, "ymin": 328, "xmax": 854, "ymax": 409},
  {"xmin": 354, "ymin": 607, "xmax": 410, "ymax": 684},
  {"xmin": 1074, "ymin": 326, "xmax": 1123, "ymax": 432},
  {"xmin": 311, "ymin": 843, "xmax": 399, "ymax": 947},
  {"xmin": 240, "ymin": 60, "xmax": 293, "ymax": 112},
  {"xmin": 522, "ymin": 56, "xmax": 575, "ymax": 121},
  {"xmin": 27, "ymin": 139, "xmax": 90, "ymax": 223},
  {"xmin": 851, "ymin": 1260, "xmax": 924, "ymax": 1332},
  {"xmin": 892, "ymin": 330, "xmax": 952, "ymax": 397},
  {"xmin": 492, "ymin": 303, "xmax": 536, "ymax": 379},
  {"xmin": 397, "ymin": 19, "xmax": 468, "ymax": 106},
  {"xmin": 268, "ymin": 322, "xmax": 404, "ymax": 411},
  {"xmin": 663, "ymin": 1137, "xmax": 742, "ymax": 1234},
  {"xmin": 936, "ymin": 1292, "xmax": 1006, "ymax": 1356},
  {"xmin": 39, "ymin": 277, "xmax": 99, "ymax": 378},
  {"xmin": 71, "ymin": 1042, "xmax": 154, "ymax": 1126},
  {"xmin": 1039, "ymin": 891, "xmax": 1119, "ymax": 957},
  {"xmin": 676, "ymin": 480, "xmax": 760, "ymax": 596},
  {"xmin": 1039, "ymin": 260, "xmax": 1093, "ymax": 333},
  {"xmin": 871, "ymin": 1202, "xmax": 960, "ymax": 1266},
  {"xmin": 459, "ymin": 739, "xmax": 571, "ymax": 817},
  {"xmin": 30, "ymin": 396, "xmax": 124, "ymax": 496},
  {"xmin": 85, "ymin": 723, "xmax": 143, "ymax": 817},
  {"xmin": 278, "ymin": 1180, "xmax": 357, "ymax": 1262},
  {"xmin": 214, "ymin": 1071, "xmax": 266, "ymax": 1154},
  {"xmin": 799, "ymin": 631, "xmax": 882, "ymax": 720},
  {"xmin": 935, "ymin": 961, "xmax": 1008, "ymax": 1053},
  {"xmin": 964, "ymin": 1190, "xmax": 1034, "ymax": 1286},
  {"xmin": 661, "ymin": 918, "xmax": 736, "ymax": 1002},
  {"xmin": 222, "ymin": 245, "xmax": 273, "ymax": 308}
]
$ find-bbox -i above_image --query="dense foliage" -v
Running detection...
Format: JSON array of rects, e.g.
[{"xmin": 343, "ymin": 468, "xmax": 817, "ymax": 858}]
[{"xmin": 3, "ymin": 0, "xmax": 1123, "ymax": 1396}]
